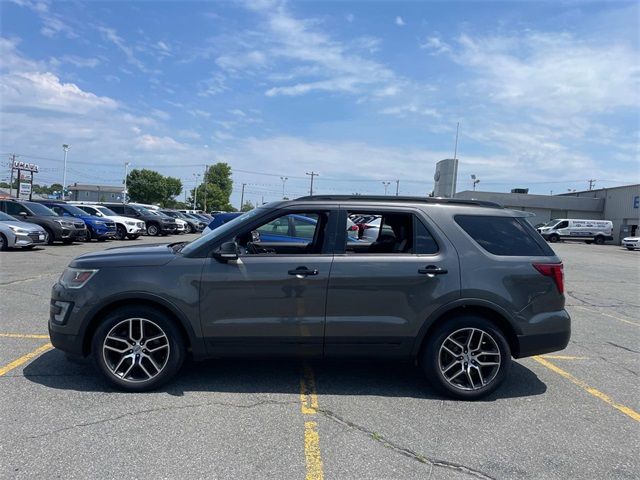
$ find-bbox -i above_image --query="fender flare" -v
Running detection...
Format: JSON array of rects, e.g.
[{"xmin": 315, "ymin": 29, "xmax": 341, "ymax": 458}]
[{"xmin": 411, "ymin": 298, "xmax": 519, "ymax": 357}]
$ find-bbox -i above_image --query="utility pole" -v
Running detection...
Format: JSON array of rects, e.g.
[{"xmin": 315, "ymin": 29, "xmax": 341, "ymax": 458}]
[
  {"xmin": 588, "ymin": 179, "xmax": 596, "ymax": 190},
  {"xmin": 203, "ymin": 165, "xmax": 209, "ymax": 213},
  {"xmin": 306, "ymin": 171, "xmax": 318, "ymax": 196},
  {"xmin": 240, "ymin": 183, "xmax": 246, "ymax": 210},
  {"xmin": 122, "ymin": 161, "xmax": 130, "ymax": 203},
  {"xmin": 62, "ymin": 144, "xmax": 70, "ymax": 200},
  {"xmin": 280, "ymin": 176, "xmax": 288, "ymax": 199},
  {"xmin": 8, "ymin": 154, "xmax": 17, "ymax": 198},
  {"xmin": 382, "ymin": 181, "xmax": 391, "ymax": 195},
  {"xmin": 395, "ymin": 180, "xmax": 400, "ymax": 196},
  {"xmin": 192, "ymin": 173, "xmax": 201, "ymax": 210}
]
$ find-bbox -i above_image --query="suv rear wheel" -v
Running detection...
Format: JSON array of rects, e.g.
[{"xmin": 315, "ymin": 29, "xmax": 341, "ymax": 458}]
[
  {"xmin": 422, "ymin": 316, "xmax": 511, "ymax": 400},
  {"xmin": 91, "ymin": 306, "xmax": 185, "ymax": 392}
]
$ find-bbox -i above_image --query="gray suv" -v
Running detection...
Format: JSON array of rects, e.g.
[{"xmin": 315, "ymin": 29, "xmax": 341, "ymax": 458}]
[{"xmin": 49, "ymin": 196, "xmax": 570, "ymax": 399}]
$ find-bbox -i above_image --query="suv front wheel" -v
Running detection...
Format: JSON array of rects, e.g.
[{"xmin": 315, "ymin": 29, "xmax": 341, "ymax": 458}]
[
  {"xmin": 91, "ymin": 306, "xmax": 185, "ymax": 392},
  {"xmin": 422, "ymin": 316, "xmax": 511, "ymax": 400}
]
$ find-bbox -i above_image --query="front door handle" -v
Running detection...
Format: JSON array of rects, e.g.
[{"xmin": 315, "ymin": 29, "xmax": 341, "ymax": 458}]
[
  {"xmin": 288, "ymin": 266, "xmax": 319, "ymax": 277},
  {"xmin": 418, "ymin": 265, "xmax": 448, "ymax": 276}
]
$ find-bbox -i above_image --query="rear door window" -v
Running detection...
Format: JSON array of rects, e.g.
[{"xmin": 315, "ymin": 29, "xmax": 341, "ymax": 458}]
[{"xmin": 455, "ymin": 215, "xmax": 553, "ymax": 256}]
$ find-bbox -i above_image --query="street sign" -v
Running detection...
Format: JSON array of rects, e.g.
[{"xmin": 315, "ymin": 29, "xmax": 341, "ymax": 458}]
[
  {"xmin": 19, "ymin": 182, "xmax": 32, "ymax": 197},
  {"xmin": 13, "ymin": 160, "xmax": 39, "ymax": 173}
]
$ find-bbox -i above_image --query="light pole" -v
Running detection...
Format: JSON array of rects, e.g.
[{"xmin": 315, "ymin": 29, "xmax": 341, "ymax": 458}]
[
  {"xmin": 280, "ymin": 176, "xmax": 288, "ymax": 199},
  {"xmin": 382, "ymin": 181, "xmax": 391, "ymax": 195},
  {"xmin": 471, "ymin": 174, "xmax": 480, "ymax": 191},
  {"xmin": 62, "ymin": 144, "xmax": 70, "ymax": 199},
  {"xmin": 193, "ymin": 173, "xmax": 201, "ymax": 210},
  {"xmin": 123, "ymin": 161, "xmax": 130, "ymax": 203}
]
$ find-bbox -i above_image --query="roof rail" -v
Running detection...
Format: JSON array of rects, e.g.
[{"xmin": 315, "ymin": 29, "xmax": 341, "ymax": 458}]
[{"xmin": 294, "ymin": 195, "xmax": 503, "ymax": 208}]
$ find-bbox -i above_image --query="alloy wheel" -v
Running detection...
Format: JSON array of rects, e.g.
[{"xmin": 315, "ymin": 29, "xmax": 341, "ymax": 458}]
[
  {"xmin": 102, "ymin": 317, "xmax": 170, "ymax": 383},
  {"xmin": 438, "ymin": 327, "xmax": 501, "ymax": 391}
]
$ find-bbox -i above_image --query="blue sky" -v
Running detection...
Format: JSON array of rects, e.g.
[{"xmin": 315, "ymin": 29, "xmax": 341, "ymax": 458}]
[{"xmin": 1, "ymin": 0, "xmax": 638, "ymax": 206}]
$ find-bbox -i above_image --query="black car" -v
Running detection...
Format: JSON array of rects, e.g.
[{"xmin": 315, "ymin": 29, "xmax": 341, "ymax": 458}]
[
  {"xmin": 103, "ymin": 203, "xmax": 177, "ymax": 236},
  {"xmin": 0, "ymin": 199, "xmax": 88, "ymax": 244}
]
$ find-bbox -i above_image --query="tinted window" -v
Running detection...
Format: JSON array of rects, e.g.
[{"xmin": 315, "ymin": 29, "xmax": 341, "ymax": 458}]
[
  {"xmin": 415, "ymin": 220, "xmax": 438, "ymax": 254},
  {"xmin": 556, "ymin": 221, "xmax": 569, "ymax": 228},
  {"xmin": 455, "ymin": 215, "xmax": 552, "ymax": 256},
  {"xmin": 23, "ymin": 202, "xmax": 57, "ymax": 216},
  {"xmin": 4, "ymin": 202, "xmax": 29, "ymax": 215},
  {"xmin": 108, "ymin": 205, "xmax": 124, "ymax": 214}
]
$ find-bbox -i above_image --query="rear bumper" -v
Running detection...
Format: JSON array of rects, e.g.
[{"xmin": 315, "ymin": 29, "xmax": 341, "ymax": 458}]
[
  {"xmin": 48, "ymin": 328, "xmax": 84, "ymax": 356},
  {"xmin": 514, "ymin": 309, "xmax": 571, "ymax": 358}
]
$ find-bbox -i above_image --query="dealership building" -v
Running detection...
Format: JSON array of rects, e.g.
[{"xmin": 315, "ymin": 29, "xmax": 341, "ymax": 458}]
[
  {"xmin": 455, "ymin": 185, "xmax": 639, "ymax": 244},
  {"xmin": 432, "ymin": 159, "xmax": 639, "ymax": 243}
]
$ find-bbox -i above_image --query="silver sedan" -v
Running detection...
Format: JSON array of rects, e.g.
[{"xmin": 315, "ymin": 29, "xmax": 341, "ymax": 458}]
[{"xmin": 0, "ymin": 211, "xmax": 48, "ymax": 250}]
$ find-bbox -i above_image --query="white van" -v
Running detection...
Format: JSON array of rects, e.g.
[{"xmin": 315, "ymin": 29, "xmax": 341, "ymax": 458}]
[{"xmin": 537, "ymin": 219, "xmax": 613, "ymax": 244}]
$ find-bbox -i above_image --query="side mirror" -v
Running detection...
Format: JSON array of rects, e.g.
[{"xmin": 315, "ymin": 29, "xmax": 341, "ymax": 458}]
[
  {"xmin": 214, "ymin": 241, "xmax": 239, "ymax": 262},
  {"xmin": 19, "ymin": 211, "xmax": 28, "ymax": 217},
  {"xmin": 63, "ymin": 212, "xmax": 71, "ymax": 216}
]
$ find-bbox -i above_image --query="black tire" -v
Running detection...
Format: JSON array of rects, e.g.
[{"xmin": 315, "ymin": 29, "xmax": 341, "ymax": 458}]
[
  {"xmin": 44, "ymin": 227, "xmax": 55, "ymax": 245},
  {"xmin": 627, "ymin": 247, "xmax": 635, "ymax": 251},
  {"xmin": 585, "ymin": 240, "xmax": 593, "ymax": 244},
  {"xmin": 127, "ymin": 234, "xmax": 140, "ymax": 240},
  {"xmin": 147, "ymin": 223, "xmax": 160, "ymax": 236},
  {"xmin": 97, "ymin": 237, "xmax": 107, "ymax": 242},
  {"xmin": 0, "ymin": 233, "xmax": 7, "ymax": 251},
  {"xmin": 421, "ymin": 315, "xmax": 511, "ymax": 400},
  {"xmin": 62, "ymin": 238, "xmax": 73, "ymax": 245},
  {"xmin": 115, "ymin": 225, "xmax": 127, "ymax": 240},
  {"xmin": 184, "ymin": 223, "xmax": 192, "ymax": 234},
  {"xmin": 549, "ymin": 234, "xmax": 559, "ymax": 243},
  {"xmin": 594, "ymin": 236, "xmax": 605, "ymax": 245},
  {"xmin": 91, "ymin": 306, "xmax": 185, "ymax": 392}
]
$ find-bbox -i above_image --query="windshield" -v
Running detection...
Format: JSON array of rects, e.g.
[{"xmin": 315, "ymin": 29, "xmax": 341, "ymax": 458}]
[
  {"xmin": 181, "ymin": 209, "xmax": 257, "ymax": 255},
  {"xmin": 57, "ymin": 204, "xmax": 89, "ymax": 217},
  {"xmin": 96, "ymin": 206, "xmax": 117, "ymax": 216},
  {"xmin": 24, "ymin": 202, "xmax": 57, "ymax": 216},
  {"xmin": 133, "ymin": 206, "xmax": 152, "ymax": 216},
  {"xmin": 0, "ymin": 211, "xmax": 16, "ymax": 221},
  {"xmin": 543, "ymin": 220, "xmax": 560, "ymax": 228}
]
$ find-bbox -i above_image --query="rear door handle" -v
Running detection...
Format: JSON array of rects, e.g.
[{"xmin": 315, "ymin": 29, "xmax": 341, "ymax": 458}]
[
  {"xmin": 418, "ymin": 265, "xmax": 448, "ymax": 276},
  {"xmin": 288, "ymin": 267, "xmax": 319, "ymax": 277}
]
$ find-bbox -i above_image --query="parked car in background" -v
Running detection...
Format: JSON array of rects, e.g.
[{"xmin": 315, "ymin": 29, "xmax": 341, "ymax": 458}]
[
  {"xmin": 537, "ymin": 219, "xmax": 613, "ymax": 244},
  {"xmin": 160, "ymin": 209, "xmax": 202, "ymax": 233},
  {"xmin": 70, "ymin": 203, "xmax": 145, "ymax": 240},
  {"xmin": 202, "ymin": 212, "xmax": 244, "ymax": 235},
  {"xmin": 34, "ymin": 201, "xmax": 116, "ymax": 242},
  {"xmin": 0, "ymin": 210, "xmax": 47, "ymax": 250},
  {"xmin": 103, "ymin": 203, "xmax": 177, "ymax": 236},
  {"xmin": 181, "ymin": 213, "xmax": 208, "ymax": 232},
  {"xmin": 622, "ymin": 236, "xmax": 639, "ymax": 250},
  {"xmin": 149, "ymin": 210, "xmax": 186, "ymax": 234},
  {"xmin": 49, "ymin": 195, "xmax": 570, "ymax": 399},
  {"xmin": 0, "ymin": 199, "xmax": 87, "ymax": 244}
]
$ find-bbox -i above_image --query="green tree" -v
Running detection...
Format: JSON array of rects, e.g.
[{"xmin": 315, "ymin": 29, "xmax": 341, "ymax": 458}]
[
  {"xmin": 240, "ymin": 200, "xmax": 255, "ymax": 212},
  {"xmin": 189, "ymin": 162, "xmax": 234, "ymax": 211},
  {"xmin": 127, "ymin": 169, "xmax": 182, "ymax": 206}
]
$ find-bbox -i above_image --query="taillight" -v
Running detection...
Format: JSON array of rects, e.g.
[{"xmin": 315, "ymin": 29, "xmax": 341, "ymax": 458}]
[{"xmin": 533, "ymin": 262, "xmax": 564, "ymax": 294}]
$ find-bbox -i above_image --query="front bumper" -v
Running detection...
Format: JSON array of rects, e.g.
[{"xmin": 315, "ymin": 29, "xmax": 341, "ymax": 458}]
[
  {"xmin": 623, "ymin": 241, "xmax": 638, "ymax": 248},
  {"xmin": 514, "ymin": 309, "xmax": 571, "ymax": 358},
  {"xmin": 11, "ymin": 231, "xmax": 47, "ymax": 247},
  {"xmin": 125, "ymin": 222, "xmax": 145, "ymax": 234}
]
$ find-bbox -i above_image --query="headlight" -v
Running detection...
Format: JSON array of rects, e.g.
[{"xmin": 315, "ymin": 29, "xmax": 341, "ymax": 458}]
[
  {"xmin": 55, "ymin": 219, "xmax": 75, "ymax": 228},
  {"xmin": 59, "ymin": 268, "xmax": 98, "ymax": 289},
  {"xmin": 94, "ymin": 221, "xmax": 105, "ymax": 226},
  {"xmin": 8, "ymin": 225, "xmax": 30, "ymax": 234},
  {"xmin": 125, "ymin": 221, "xmax": 136, "ymax": 226}
]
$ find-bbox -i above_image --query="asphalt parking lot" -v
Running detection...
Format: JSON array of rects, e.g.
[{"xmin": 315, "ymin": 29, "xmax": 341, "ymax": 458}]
[{"xmin": 1, "ymin": 237, "xmax": 638, "ymax": 479}]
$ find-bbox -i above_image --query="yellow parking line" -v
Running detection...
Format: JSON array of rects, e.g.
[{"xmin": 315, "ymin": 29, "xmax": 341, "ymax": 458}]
[
  {"xmin": 533, "ymin": 356, "xmax": 640, "ymax": 423},
  {"xmin": 541, "ymin": 355, "xmax": 588, "ymax": 360},
  {"xmin": 0, "ymin": 342, "xmax": 53, "ymax": 376},
  {"xmin": 572, "ymin": 305, "xmax": 640, "ymax": 327},
  {"xmin": 0, "ymin": 333, "xmax": 50, "ymax": 339},
  {"xmin": 299, "ymin": 364, "xmax": 324, "ymax": 480}
]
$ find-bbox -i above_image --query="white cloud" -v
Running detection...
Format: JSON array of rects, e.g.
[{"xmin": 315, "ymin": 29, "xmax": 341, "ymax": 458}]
[
  {"xmin": 379, "ymin": 104, "xmax": 440, "ymax": 118},
  {"xmin": 420, "ymin": 36, "xmax": 451, "ymax": 55},
  {"xmin": 451, "ymin": 32, "xmax": 640, "ymax": 115},
  {"xmin": 136, "ymin": 134, "xmax": 186, "ymax": 151},
  {"xmin": 198, "ymin": 72, "xmax": 227, "ymax": 97},
  {"xmin": 11, "ymin": 0, "xmax": 76, "ymax": 39},
  {"xmin": 216, "ymin": 50, "xmax": 266, "ymax": 71},
  {"xmin": 98, "ymin": 26, "xmax": 147, "ymax": 72},
  {"xmin": 57, "ymin": 55, "xmax": 101, "ymax": 68},
  {"xmin": 395, "ymin": 16, "xmax": 405, "ymax": 27}
]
